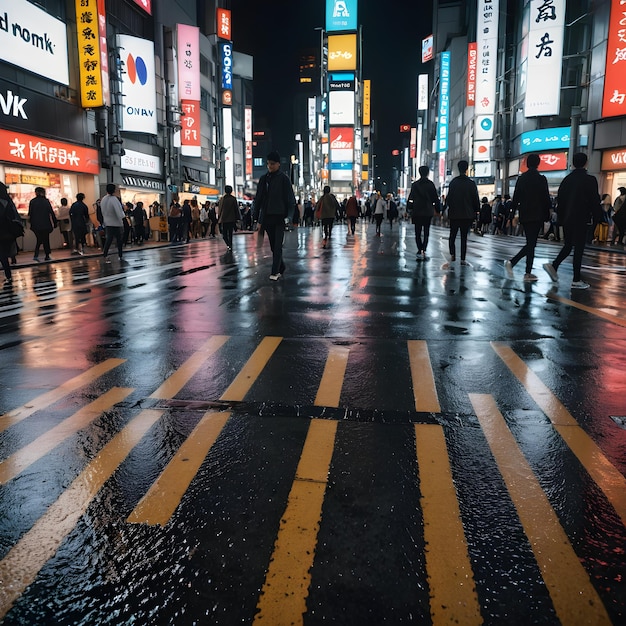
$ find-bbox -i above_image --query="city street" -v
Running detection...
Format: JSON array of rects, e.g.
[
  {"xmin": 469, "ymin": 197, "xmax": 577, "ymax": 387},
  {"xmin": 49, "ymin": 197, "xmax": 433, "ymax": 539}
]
[{"xmin": 1, "ymin": 222, "xmax": 625, "ymax": 625}]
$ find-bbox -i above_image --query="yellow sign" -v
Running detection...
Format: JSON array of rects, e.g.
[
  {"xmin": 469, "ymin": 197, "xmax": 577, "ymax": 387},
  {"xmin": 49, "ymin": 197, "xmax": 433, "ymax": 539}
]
[
  {"xmin": 363, "ymin": 79, "xmax": 371, "ymax": 126},
  {"xmin": 362, "ymin": 153, "xmax": 369, "ymax": 166},
  {"xmin": 75, "ymin": 0, "xmax": 105, "ymax": 107},
  {"xmin": 328, "ymin": 34, "xmax": 357, "ymax": 71}
]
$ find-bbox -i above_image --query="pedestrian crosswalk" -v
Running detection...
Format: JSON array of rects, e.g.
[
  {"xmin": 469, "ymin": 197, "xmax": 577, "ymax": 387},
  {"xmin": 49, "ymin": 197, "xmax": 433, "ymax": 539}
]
[{"xmin": 0, "ymin": 337, "xmax": 623, "ymax": 624}]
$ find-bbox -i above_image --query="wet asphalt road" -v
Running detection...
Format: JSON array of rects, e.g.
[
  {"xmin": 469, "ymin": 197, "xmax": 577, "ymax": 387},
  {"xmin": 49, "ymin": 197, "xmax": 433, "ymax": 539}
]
[{"xmin": 1, "ymin": 221, "xmax": 625, "ymax": 625}]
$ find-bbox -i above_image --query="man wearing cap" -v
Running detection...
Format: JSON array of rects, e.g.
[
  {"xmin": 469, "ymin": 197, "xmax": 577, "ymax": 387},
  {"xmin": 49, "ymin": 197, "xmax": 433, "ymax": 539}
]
[{"xmin": 253, "ymin": 151, "xmax": 296, "ymax": 280}]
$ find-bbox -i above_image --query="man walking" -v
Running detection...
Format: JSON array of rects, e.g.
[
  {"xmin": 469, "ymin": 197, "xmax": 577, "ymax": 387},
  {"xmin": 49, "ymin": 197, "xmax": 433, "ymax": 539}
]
[
  {"xmin": 253, "ymin": 151, "xmax": 296, "ymax": 280},
  {"xmin": 101, "ymin": 183, "xmax": 126, "ymax": 262},
  {"xmin": 28, "ymin": 187, "xmax": 57, "ymax": 262},
  {"xmin": 543, "ymin": 152, "xmax": 602, "ymax": 289},
  {"xmin": 407, "ymin": 165, "xmax": 440, "ymax": 260},
  {"xmin": 504, "ymin": 154, "xmax": 552, "ymax": 281},
  {"xmin": 444, "ymin": 160, "xmax": 480, "ymax": 267}
]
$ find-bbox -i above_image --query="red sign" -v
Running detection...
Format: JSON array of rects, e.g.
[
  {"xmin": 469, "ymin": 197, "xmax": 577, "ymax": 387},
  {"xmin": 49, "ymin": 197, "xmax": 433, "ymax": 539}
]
[
  {"xmin": 0, "ymin": 129, "xmax": 99, "ymax": 174},
  {"xmin": 467, "ymin": 42, "xmax": 477, "ymax": 106},
  {"xmin": 602, "ymin": 1, "xmax": 626, "ymax": 118},
  {"xmin": 329, "ymin": 127, "xmax": 354, "ymax": 150},
  {"xmin": 222, "ymin": 90, "xmax": 232, "ymax": 106},
  {"xmin": 132, "ymin": 0, "xmax": 152, "ymax": 15},
  {"xmin": 391, "ymin": 149, "xmax": 400, "ymax": 156},
  {"xmin": 180, "ymin": 100, "xmax": 201, "ymax": 156},
  {"xmin": 602, "ymin": 148, "xmax": 626, "ymax": 171},
  {"xmin": 520, "ymin": 152, "xmax": 568, "ymax": 172},
  {"xmin": 399, "ymin": 124, "xmax": 410, "ymax": 133},
  {"xmin": 217, "ymin": 8, "xmax": 232, "ymax": 40}
]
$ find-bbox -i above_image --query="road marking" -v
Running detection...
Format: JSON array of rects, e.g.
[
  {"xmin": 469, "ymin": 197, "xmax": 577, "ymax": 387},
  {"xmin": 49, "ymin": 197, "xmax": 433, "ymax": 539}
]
[
  {"xmin": 408, "ymin": 340, "xmax": 441, "ymax": 412},
  {"xmin": 546, "ymin": 292, "xmax": 626, "ymax": 327},
  {"xmin": 314, "ymin": 344, "xmax": 350, "ymax": 407},
  {"xmin": 492, "ymin": 342, "xmax": 626, "ymax": 526},
  {"xmin": 0, "ymin": 358, "xmax": 126, "ymax": 433},
  {"xmin": 254, "ymin": 419, "xmax": 338, "ymax": 625},
  {"xmin": 415, "ymin": 424, "xmax": 481, "ymax": 625},
  {"xmin": 0, "ymin": 387, "xmax": 133, "ymax": 485},
  {"xmin": 470, "ymin": 394, "xmax": 611, "ymax": 625},
  {"xmin": 150, "ymin": 335, "xmax": 230, "ymax": 399},
  {"xmin": 0, "ymin": 409, "xmax": 163, "ymax": 621},
  {"xmin": 127, "ymin": 411, "xmax": 231, "ymax": 526},
  {"xmin": 220, "ymin": 336, "xmax": 282, "ymax": 402}
]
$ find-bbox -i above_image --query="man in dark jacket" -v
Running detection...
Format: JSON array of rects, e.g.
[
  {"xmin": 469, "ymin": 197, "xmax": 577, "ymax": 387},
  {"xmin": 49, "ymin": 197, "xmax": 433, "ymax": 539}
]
[
  {"xmin": 444, "ymin": 160, "xmax": 480, "ymax": 267},
  {"xmin": 504, "ymin": 154, "xmax": 551, "ymax": 281},
  {"xmin": 253, "ymin": 151, "xmax": 296, "ymax": 280},
  {"xmin": 407, "ymin": 165, "xmax": 440, "ymax": 260},
  {"xmin": 543, "ymin": 152, "xmax": 602, "ymax": 289},
  {"xmin": 28, "ymin": 186, "xmax": 57, "ymax": 262}
]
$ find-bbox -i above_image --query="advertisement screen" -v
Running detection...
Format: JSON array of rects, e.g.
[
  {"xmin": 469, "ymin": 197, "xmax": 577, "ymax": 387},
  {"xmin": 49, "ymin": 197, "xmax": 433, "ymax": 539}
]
[
  {"xmin": 326, "ymin": 0, "xmax": 358, "ymax": 32},
  {"xmin": 328, "ymin": 34, "xmax": 357, "ymax": 71},
  {"xmin": 329, "ymin": 90, "xmax": 355, "ymax": 125},
  {"xmin": 602, "ymin": 0, "xmax": 626, "ymax": 118},
  {"xmin": 177, "ymin": 24, "xmax": 200, "ymax": 101},
  {"xmin": 220, "ymin": 43, "xmax": 233, "ymax": 90}
]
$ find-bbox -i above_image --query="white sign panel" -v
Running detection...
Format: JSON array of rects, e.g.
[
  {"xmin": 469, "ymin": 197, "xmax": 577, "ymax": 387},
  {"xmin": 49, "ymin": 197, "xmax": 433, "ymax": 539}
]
[
  {"xmin": 0, "ymin": 0, "xmax": 69, "ymax": 85},
  {"xmin": 308, "ymin": 97, "xmax": 316, "ymax": 131},
  {"xmin": 118, "ymin": 35, "xmax": 157, "ymax": 135},
  {"xmin": 475, "ymin": 0, "xmax": 499, "ymax": 140},
  {"xmin": 418, "ymin": 74, "xmax": 429, "ymax": 111},
  {"xmin": 329, "ymin": 91, "xmax": 355, "ymax": 125},
  {"xmin": 524, "ymin": 0, "xmax": 565, "ymax": 117},
  {"xmin": 121, "ymin": 148, "xmax": 162, "ymax": 175}
]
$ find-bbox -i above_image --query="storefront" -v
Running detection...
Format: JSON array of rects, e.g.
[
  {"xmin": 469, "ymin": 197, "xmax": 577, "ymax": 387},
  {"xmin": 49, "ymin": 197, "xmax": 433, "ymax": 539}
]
[
  {"xmin": 119, "ymin": 149, "xmax": 165, "ymax": 216},
  {"xmin": 601, "ymin": 148, "xmax": 626, "ymax": 206}
]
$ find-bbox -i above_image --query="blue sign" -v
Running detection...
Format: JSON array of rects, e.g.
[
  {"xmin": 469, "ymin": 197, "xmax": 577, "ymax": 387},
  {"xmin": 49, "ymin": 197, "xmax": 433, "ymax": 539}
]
[
  {"xmin": 436, "ymin": 52, "xmax": 450, "ymax": 153},
  {"xmin": 326, "ymin": 0, "xmax": 358, "ymax": 32},
  {"xmin": 330, "ymin": 162, "xmax": 352, "ymax": 170},
  {"xmin": 520, "ymin": 127, "xmax": 570, "ymax": 153},
  {"xmin": 220, "ymin": 43, "xmax": 232, "ymax": 90}
]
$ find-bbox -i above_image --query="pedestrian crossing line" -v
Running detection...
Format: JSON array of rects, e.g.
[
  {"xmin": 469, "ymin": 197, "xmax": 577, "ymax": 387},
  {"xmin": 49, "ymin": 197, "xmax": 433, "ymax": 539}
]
[
  {"xmin": 149, "ymin": 335, "xmax": 230, "ymax": 399},
  {"xmin": 126, "ymin": 410, "xmax": 231, "ymax": 526},
  {"xmin": 0, "ymin": 358, "xmax": 126, "ymax": 433},
  {"xmin": 219, "ymin": 336, "xmax": 283, "ymax": 402},
  {"xmin": 408, "ymin": 340, "xmax": 442, "ymax": 413},
  {"xmin": 314, "ymin": 344, "xmax": 350, "ymax": 407},
  {"xmin": 0, "ymin": 409, "xmax": 163, "ymax": 621},
  {"xmin": 415, "ymin": 424, "xmax": 482, "ymax": 625},
  {"xmin": 492, "ymin": 342, "xmax": 626, "ymax": 527},
  {"xmin": 0, "ymin": 387, "xmax": 134, "ymax": 485},
  {"xmin": 254, "ymin": 418, "xmax": 338, "ymax": 625},
  {"xmin": 546, "ymin": 293, "xmax": 626, "ymax": 327},
  {"xmin": 470, "ymin": 393, "xmax": 611, "ymax": 625}
]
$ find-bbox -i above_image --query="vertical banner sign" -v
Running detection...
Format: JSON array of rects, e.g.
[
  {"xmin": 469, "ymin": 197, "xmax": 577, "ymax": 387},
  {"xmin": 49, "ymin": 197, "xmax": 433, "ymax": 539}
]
[
  {"xmin": 216, "ymin": 8, "xmax": 232, "ymax": 40},
  {"xmin": 75, "ymin": 0, "xmax": 105, "ymax": 107},
  {"xmin": 308, "ymin": 97, "xmax": 317, "ymax": 130},
  {"xmin": 602, "ymin": 0, "xmax": 626, "ymax": 118},
  {"xmin": 436, "ymin": 51, "xmax": 450, "ymax": 153},
  {"xmin": 418, "ymin": 74, "xmax": 428, "ymax": 110},
  {"xmin": 467, "ymin": 42, "xmax": 477, "ymax": 106},
  {"xmin": 220, "ymin": 43, "xmax": 233, "ymax": 90},
  {"xmin": 245, "ymin": 106, "xmax": 253, "ymax": 178},
  {"xmin": 222, "ymin": 108, "xmax": 234, "ymax": 189},
  {"xmin": 410, "ymin": 127, "xmax": 417, "ymax": 159},
  {"xmin": 475, "ymin": 0, "xmax": 499, "ymax": 140},
  {"xmin": 363, "ymin": 79, "xmax": 371, "ymax": 125},
  {"xmin": 97, "ymin": 0, "xmax": 110, "ymax": 106},
  {"xmin": 525, "ymin": 0, "xmax": 565, "ymax": 117},
  {"xmin": 422, "ymin": 35, "xmax": 434, "ymax": 63},
  {"xmin": 326, "ymin": 0, "xmax": 358, "ymax": 32},
  {"xmin": 177, "ymin": 25, "xmax": 201, "ymax": 156}
]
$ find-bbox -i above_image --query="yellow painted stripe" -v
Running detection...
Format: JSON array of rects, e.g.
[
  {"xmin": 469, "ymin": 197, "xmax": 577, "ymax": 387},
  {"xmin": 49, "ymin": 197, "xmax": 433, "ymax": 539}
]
[
  {"xmin": 0, "ymin": 409, "xmax": 162, "ymax": 621},
  {"xmin": 470, "ymin": 394, "xmax": 611, "ymax": 625},
  {"xmin": 0, "ymin": 358, "xmax": 126, "ymax": 433},
  {"xmin": 546, "ymin": 292, "xmax": 626, "ymax": 327},
  {"xmin": 415, "ymin": 424, "xmax": 481, "ymax": 625},
  {"xmin": 127, "ymin": 411, "xmax": 230, "ymax": 526},
  {"xmin": 150, "ymin": 335, "xmax": 230, "ymax": 399},
  {"xmin": 220, "ymin": 336, "xmax": 282, "ymax": 402},
  {"xmin": 0, "ymin": 387, "xmax": 133, "ymax": 485},
  {"xmin": 492, "ymin": 342, "xmax": 626, "ymax": 527},
  {"xmin": 314, "ymin": 344, "xmax": 350, "ymax": 407},
  {"xmin": 408, "ymin": 340, "xmax": 441, "ymax": 412},
  {"xmin": 254, "ymin": 419, "xmax": 338, "ymax": 625}
]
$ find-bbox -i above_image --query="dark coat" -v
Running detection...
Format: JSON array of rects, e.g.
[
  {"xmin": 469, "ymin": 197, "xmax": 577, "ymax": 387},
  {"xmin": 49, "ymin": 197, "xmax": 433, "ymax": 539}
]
[
  {"xmin": 511, "ymin": 168, "xmax": 551, "ymax": 224},
  {"xmin": 28, "ymin": 195, "xmax": 57, "ymax": 232},
  {"xmin": 69, "ymin": 201, "xmax": 90, "ymax": 236},
  {"xmin": 446, "ymin": 175, "xmax": 480, "ymax": 220},
  {"xmin": 556, "ymin": 168, "xmax": 602, "ymax": 227},
  {"xmin": 407, "ymin": 178, "xmax": 440, "ymax": 220},
  {"xmin": 218, "ymin": 194, "xmax": 241, "ymax": 224},
  {"xmin": 254, "ymin": 170, "xmax": 296, "ymax": 223}
]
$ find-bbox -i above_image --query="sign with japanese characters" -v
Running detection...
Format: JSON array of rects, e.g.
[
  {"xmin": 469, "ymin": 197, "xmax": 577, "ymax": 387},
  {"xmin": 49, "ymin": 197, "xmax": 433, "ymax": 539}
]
[
  {"xmin": 0, "ymin": 0, "xmax": 69, "ymax": 85},
  {"xmin": 602, "ymin": 0, "xmax": 626, "ymax": 118},
  {"xmin": 418, "ymin": 74, "xmax": 428, "ymax": 111},
  {"xmin": 602, "ymin": 148, "xmax": 626, "ymax": 170},
  {"xmin": 326, "ymin": 0, "xmax": 357, "ymax": 32},
  {"xmin": 467, "ymin": 42, "xmax": 477, "ymax": 106},
  {"xmin": 180, "ymin": 100, "xmax": 201, "ymax": 157},
  {"xmin": 422, "ymin": 35, "xmax": 434, "ymax": 63},
  {"xmin": 525, "ymin": 0, "xmax": 565, "ymax": 117},
  {"xmin": 220, "ymin": 43, "xmax": 233, "ymax": 90},
  {"xmin": 474, "ymin": 0, "xmax": 499, "ymax": 140},
  {"xmin": 521, "ymin": 127, "xmax": 570, "ymax": 152},
  {"xmin": 520, "ymin": 152, "xmax": 568, "ymax": 172},
  {"xmin": 132, "ymin": 0, "xmax": 152, "ymax": 15},
  {"xmin": 436, "ymin": 52, "xmax": 450, "ymax": 153},
  {"xmin": 177, "ymin": 24, "xmax": 200, "ymax": 102},
  {"xmin": 328, "ymin": 34, "xmax": 357, "ymax": 71},
  {"xmin": 0, "ymin": 129, "xmax": 99, "ymax": 174},
  {"xmin": 216, "ymin": 8, "xmax": 232, "ymax": 40},
  {"xmin": 75, "ymin": 0, "xmax": 105, "ymax": 108},
  {"xmin": 363, "ymin": 79, "xmax": 371, "ymax": 125}
]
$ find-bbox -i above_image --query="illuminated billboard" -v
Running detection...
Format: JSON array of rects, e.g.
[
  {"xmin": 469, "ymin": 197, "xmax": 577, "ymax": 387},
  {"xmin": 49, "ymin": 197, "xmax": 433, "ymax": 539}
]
[
  {"xmin": 436, "ymin": 52, "xmax": 450, "ymax": 153},
  {"xmin": 602, "ymin": 0, "xmax": 626, "ymax": 118},
  {"xmin": 328, "ymin": 34, "xmax": 357, "ymax": 71},
  {"xmin": 217, "ymin": 8, "xmax": 232, "ymax": 40},
  {"xmin": 326, "ymin": 0, "xmax": 358, "ymax": 32},
  {"xmin": 329, "ymin": 90, "xmax": 355, "ymax": 125},
  {"xmin": 475, "ymin": 0, "xmax": 498, "ymax": 139},
  {"xmin": 75, "ymin": 0, "xmax": 105, "ymax": 107},
  {"xmin": 220, "ymin": 43, "xmax": 233, "ymax": 90}
]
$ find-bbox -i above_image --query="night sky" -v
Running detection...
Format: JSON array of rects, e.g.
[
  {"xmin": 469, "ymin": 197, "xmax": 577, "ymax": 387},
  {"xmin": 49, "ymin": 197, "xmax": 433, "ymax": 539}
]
[{"xmin": 232, "ymin": 0, "xmax": 432, "ymax": 187}]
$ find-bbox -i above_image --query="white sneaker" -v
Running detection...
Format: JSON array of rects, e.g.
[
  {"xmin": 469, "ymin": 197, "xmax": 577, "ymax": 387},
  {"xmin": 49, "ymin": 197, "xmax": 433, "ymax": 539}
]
[
  {"xmin": 571, "ymin": 280, "xmax": 590, "ymax": 289},
  {"xmin": 504, "ymin": 260, "xmax": 514, "ymax": 278},
  {"xmin": 269, "ymin": 274, "xmax": 280, "ymax": 281},
  {"xmin": 523, "ymin": 273, "xmax": 538, "ymax": 282},
  {"xmin": 543, "ymin": 263, "xmax": 558, "ymax": 282}
]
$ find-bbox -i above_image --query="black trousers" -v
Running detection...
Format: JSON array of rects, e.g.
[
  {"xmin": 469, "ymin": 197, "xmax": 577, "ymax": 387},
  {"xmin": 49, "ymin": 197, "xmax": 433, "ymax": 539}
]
[
  {"xmin": 103, "ymin": 226, "xmax": 123, "ymax": 258},
  {"xmin": 552, "ymin": 224, "xmax": 587, "ymax": 282},
  {"xmin": 264, "ymin": 215, "xmax": 285, "ymax": 275},
  {"xmin": 413, "ymin": 216, "xmax": 432, "ymax": 253},
  {"xmin": 510, "ymin": 220, "xmax": 542, "ymax": 274},
  {"xmin": 448, "ymin": 219, "xmax": 473, "ymax": 260}
]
